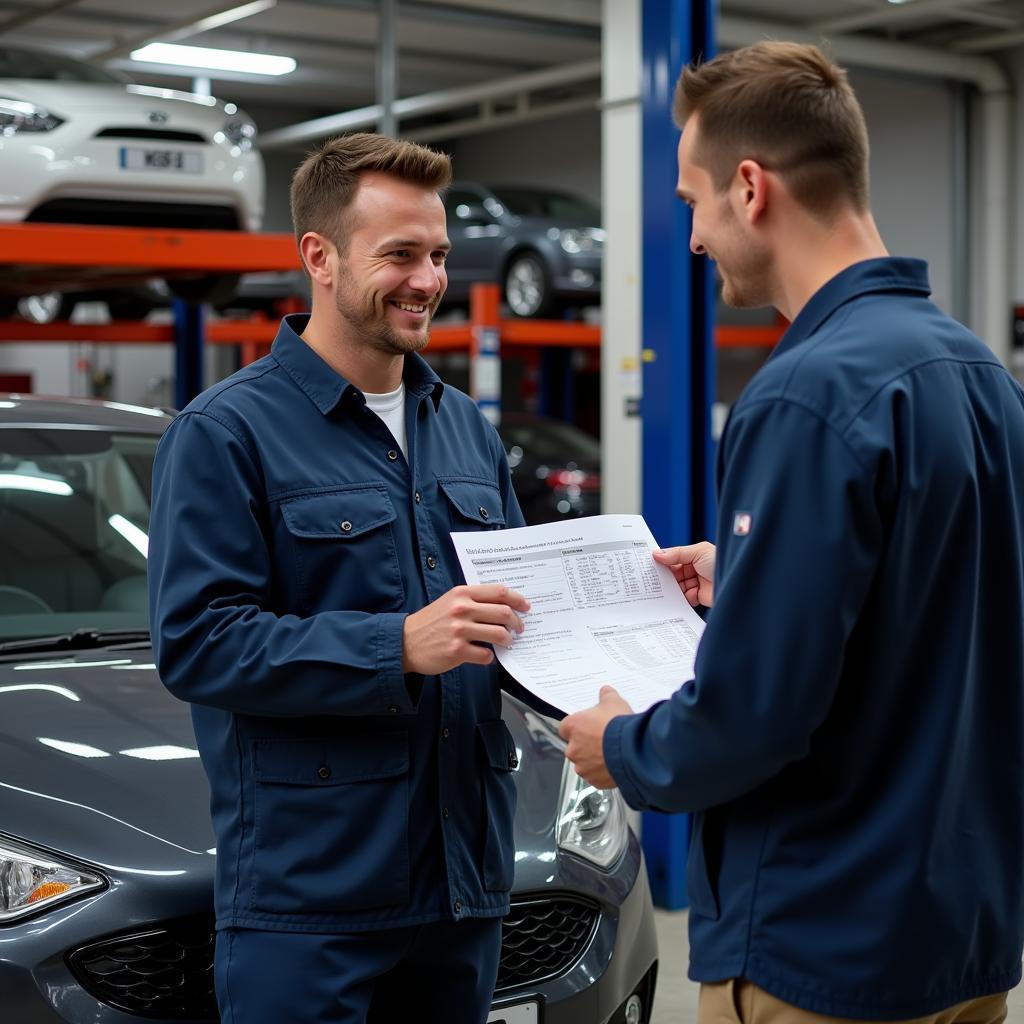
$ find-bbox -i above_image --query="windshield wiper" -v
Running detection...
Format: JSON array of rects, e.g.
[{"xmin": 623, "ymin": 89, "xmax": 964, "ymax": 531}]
[{"xmin": 0, "ymin": 628, "xmax": 151, "ymax": 656}]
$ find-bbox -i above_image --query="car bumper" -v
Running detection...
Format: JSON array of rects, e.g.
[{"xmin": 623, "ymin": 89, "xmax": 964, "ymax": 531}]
[
  {"xmin": 0, "ymin": 131, "xmax": 264, "ymax": 230},
  {"xmin": 492, "ymin": 855, "xmax": 658, "ymax": 1024}
]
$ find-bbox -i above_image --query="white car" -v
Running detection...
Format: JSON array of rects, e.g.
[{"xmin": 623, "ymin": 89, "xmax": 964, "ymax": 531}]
[{"xmin": 0, "ymin": 45, "xmax": 265, "ymax": 318}]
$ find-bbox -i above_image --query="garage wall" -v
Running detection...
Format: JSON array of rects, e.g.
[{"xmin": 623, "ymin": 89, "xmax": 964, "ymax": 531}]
[{"xmin": 445, "ymin": 109, "xmax": 602, "ymax": 205}]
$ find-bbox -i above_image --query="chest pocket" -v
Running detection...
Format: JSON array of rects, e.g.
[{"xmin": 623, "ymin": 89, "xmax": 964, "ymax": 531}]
[
  {"xmin": 437, "ymin": 477, "xmax": 506, "ymax": 532},
  {"xmin": 280, "ymin": 486, "xmax": 404, "ymax": 614}
]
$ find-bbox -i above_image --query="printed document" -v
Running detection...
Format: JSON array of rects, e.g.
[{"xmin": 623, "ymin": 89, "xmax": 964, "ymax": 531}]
[{"xmin": 450, "ymin": 514, "xmax": 705, "ymax": 715}]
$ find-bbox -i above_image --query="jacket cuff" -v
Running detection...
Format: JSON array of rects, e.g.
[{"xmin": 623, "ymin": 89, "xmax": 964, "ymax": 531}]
[
  {"xmin": 375, "ymin": 612, "xmax": 417, "ymax": 714},
  {"xmin": 604, "ymin": 715, "xmax": 649, "ymax": 811}
]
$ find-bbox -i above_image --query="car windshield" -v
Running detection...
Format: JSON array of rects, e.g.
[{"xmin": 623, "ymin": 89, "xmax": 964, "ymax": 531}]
[
  {"xmin": 0, "ymin": 47, "xmax": 125, "ymax": 84},
  {"xmin": 488, "ymin": 187, "xmax": 600, "ymax": 224},
  {"xmin": 499, "ymin": 419, "xmax": 601, "ymax": 463},
  {"xmin": 0, "ymin": 427, "xmax": 156, "ymax": 641}
]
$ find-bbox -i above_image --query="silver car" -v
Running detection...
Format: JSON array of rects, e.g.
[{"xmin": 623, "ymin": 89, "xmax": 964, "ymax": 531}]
[{"xmin": 0, "ymin": 394, "xmax": 657, "ymax": 1024}]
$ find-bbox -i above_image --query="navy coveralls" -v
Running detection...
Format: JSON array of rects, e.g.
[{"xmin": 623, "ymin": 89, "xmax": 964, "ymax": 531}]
[
  {"xmin": 606, "ymin": 259, "xmax": 1024, "ymax": 1018},
  {"xmin": 148, "ymin": 315, "xmax": 526, "ymax": 1021}
]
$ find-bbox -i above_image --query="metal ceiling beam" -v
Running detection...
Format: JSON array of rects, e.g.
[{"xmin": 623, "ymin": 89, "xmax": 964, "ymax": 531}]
[
  {"xmin": 0, "ymin": 0, "xmax": 86, "ymax": 35},
  {"xmin": 811, "ymin": 0, "xmax": 1014, "ymax": 35},
  {"xmin": 956, "ymin": 26, "xmax": 1024, "ymax": 50},
  {"xmin": 89, "ymin": 0, "xmax": 279, "ymax": 62},
  {"xmin": 258, "ymin": 56, "xmax": 600, "ymax": 148}
]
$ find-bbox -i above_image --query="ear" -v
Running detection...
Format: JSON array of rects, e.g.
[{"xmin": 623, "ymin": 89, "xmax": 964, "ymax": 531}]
[
  {"xmin": 298, "ymin": 232, "xmax": 335, "ymax": 288},
  {"xmin": 733, "ymin": 159, "xmax": 768, "ymax": 225}
]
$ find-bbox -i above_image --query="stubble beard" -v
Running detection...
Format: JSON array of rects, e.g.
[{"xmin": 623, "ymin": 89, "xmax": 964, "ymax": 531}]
[{"xmin": 334, "ymin": 269, "xmax": 436, "ymax": 357}]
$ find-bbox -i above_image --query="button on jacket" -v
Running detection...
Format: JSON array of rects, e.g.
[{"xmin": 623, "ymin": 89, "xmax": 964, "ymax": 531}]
[
  {"xmin": 605, "ymin": 259, "xmax": 1024, "ymax": 1017},
  {"xmin": 149, "ymin": 314, "xmax": 526, "ymax": 933}
]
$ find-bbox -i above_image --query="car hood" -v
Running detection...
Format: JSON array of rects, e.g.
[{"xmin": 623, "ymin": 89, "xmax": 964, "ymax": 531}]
[
  {"xmin": 0, "ymin": 646, "xmax": 216, "ymax": 872},
  {"xmin": 0, "ymin": 79, "xmax": 237, "ymax": 127},
  {"xmin": 0, "ymin": 646, "xmax": 572, "ymax": 887}
]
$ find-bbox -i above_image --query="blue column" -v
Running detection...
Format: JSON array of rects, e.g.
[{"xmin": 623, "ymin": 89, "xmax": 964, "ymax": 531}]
[
  {"xmin": 640, "ymin": 0, "xmax": 716, "ymax": 910},
  {"xmin": 172, "ymin": 299, "xmax": 205, "ymax": 410}
]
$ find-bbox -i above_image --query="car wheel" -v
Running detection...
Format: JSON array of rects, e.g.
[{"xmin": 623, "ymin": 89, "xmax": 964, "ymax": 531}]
[
  {"xmin": 505, "ymin": 253, "xmax": 554, "ymax": 318},
  {"xmin": 17, "ymin": 292, "xmax": 76, "ymax": 324},
  {"xmin": 165, "ymin": 274, "xmax": 240, "ymax": 306}
]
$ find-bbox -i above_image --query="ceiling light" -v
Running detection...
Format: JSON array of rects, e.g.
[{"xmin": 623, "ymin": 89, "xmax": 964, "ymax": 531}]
[
  {"xmin": 108, "ymin": 514, "xmax": 149, "ymax": 558},
  {"xmin": 0, "ymin": 473, "xmax": 71, "ymax": 495},
  {"xmin": 130, "ymin": 42, "xmax": 296, "ymax": 77},
  {"xmin": 186, "ymin": 0, "xmax": 277, "ymax": 34}
]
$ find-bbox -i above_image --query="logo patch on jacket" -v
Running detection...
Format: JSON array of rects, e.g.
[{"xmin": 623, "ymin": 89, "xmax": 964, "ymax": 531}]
[{"xmin": 733, "ymin": 511, "xmax": 752, "ymax": 536}]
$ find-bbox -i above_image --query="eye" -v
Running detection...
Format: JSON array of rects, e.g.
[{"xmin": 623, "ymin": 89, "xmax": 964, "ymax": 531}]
[
  {"xmin": 433, "ymin": 251, "xmax": 449, "ymax": 265},
  {"xmin": 391, "ymin": 249, "xmax": 411, "ymax": 259}
]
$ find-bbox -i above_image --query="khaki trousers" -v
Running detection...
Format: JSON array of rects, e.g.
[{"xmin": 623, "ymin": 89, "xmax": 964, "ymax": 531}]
[{"xmin": 698, "ymin": 979, "xmax": 1008, "ymax": 1024}]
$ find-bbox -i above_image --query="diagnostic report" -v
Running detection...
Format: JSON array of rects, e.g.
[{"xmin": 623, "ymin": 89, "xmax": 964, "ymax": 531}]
[{"xmin": 450, "ymin": 514, "xmax": 706, "ymax": 714}]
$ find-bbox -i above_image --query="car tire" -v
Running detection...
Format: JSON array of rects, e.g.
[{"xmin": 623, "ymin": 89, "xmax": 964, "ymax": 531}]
[
  {"xmin": 165, "ymin": 274, "xmax": 240, "ymax": 306},
  {"xmin": 504, "ymin": 253, "xmax": 555, "ymax": 318}
]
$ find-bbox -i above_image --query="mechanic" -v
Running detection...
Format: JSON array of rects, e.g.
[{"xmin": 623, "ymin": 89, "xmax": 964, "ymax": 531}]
[
  {"xmin": 561, "ymin": 41, "xmax": 1024, "ymax": 1024},
  {"xmin": 149, "ymin": 132, "xmax": 529, "ymax": 1024}
]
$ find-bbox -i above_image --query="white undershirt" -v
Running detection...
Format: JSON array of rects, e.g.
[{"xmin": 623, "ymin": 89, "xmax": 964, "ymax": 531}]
[{"xmin": 363, "ymin": 382, "xmax": 407, "ymax": 459}]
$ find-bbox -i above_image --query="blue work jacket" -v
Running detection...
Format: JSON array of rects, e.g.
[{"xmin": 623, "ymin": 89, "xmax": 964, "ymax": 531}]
[
  {"xmin": 149, "ymin": 314, "xmax": 525, "ymax": 933},
  {"xmin": 606, "ymin": 259, "xmax": 1024, "ymax": 1017}
]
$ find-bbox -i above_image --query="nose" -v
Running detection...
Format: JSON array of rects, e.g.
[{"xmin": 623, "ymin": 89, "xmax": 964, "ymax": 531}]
[
  {"xmin": 689, "ymin": 230, "xmax": 705, "ymax": 256},
  {"xmin": 408, "ymin": 256, "xmax": 444, "ymax": 297}
]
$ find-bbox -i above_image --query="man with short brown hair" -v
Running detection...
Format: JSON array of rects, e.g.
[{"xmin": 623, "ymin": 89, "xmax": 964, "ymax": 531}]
[
  {"xmin": 561, "ymin": 41, "xmax": 1024, "ymax": 1024},
  {"xmin": 150, "ymin": 132, "xmax": 529, "ymax": 1023}
]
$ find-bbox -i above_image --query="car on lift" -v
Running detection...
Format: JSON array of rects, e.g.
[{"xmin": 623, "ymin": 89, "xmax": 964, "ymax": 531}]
[
  {"xmin": 0, "ymin": 394, "xmax": 656, "ymax": 1024},
  {"xmin": 442, "ymin": 183, "xmax": 603, "ymax": 318},
  {"xmin": 0, "ymin": 45, "xmax": 264, "ymax": 322}
]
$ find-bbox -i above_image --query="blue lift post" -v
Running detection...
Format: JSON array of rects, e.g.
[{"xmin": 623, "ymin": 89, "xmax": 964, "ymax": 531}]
[
  {"xmin": 639, "ymin": 0, "xmax": 716, "ymax": 910},
  {"xmin": 172, "ymin": 299, "xmax": 205, "ymax": 410}
]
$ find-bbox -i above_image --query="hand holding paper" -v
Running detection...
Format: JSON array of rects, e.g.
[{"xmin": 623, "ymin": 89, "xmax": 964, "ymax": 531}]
[{"xmin": 450, "ymin": 514, "xmax": 705, "ymax": 715}]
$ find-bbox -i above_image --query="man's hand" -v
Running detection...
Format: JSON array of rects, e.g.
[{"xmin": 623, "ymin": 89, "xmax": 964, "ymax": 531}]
[
  {"xmin": 653, "ymin": 541, "xmax": 717, "ymax": 607},
  {"xmin": 402, "ymin": 584, "xmax": 530, "ymax": 675},
  {"xmin": 559, "ymin": 686, "xmax": 634, "ymax": 789}
]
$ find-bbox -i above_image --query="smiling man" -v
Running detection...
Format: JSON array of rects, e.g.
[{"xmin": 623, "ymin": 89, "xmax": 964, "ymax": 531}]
[
  {"xmin": 149, "ymin": 133, "xmax": 529, "ymax": 1024},
  {"xmin": 561, "ymin": 42, "xmax": 1024, "ymax": 1024}
]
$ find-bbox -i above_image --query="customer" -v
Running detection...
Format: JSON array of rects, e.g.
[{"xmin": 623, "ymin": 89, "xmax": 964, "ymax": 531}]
[
  {"xmin": 149, "ymin": 132, "xmax": 529, "ymax": 1024},
  {"xmin": 561, "ymin": 42, "xmax": 1024, "ymax": 1024}
]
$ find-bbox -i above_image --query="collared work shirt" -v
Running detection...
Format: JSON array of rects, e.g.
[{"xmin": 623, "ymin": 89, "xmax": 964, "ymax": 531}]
[
  {"xmin": 606, "ymin": 259, "xmax": 1024, "ymax": 1017},
  {"xmin": 149, "ymin": 314, "xmax": 526, "ymax": 932}
]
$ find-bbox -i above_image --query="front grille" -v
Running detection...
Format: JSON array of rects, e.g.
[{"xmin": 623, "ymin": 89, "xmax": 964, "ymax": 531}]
[
  {"xmin": 495, "ymin": 894, "xmax": 599, "ymax": 992},
  {"xmin": 67, "ymin": 916, "xmax": 217, "ymax": 1020},
  {"xmin": 94, "ymin": 128, "xmax": 208, "ymax": 143},
  {"xmin": 68, "ymin": 895, "xmax": 600, "ymax": 1017},
  {"xmin": 27, "ymin": 199, "xmax": 240, "ymax": 231}
]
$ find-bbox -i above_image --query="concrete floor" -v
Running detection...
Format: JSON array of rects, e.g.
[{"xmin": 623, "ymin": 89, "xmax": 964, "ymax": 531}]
[{"xmin": 649, "ymin": 911, "xmax": 1024, "ymax": 1024}]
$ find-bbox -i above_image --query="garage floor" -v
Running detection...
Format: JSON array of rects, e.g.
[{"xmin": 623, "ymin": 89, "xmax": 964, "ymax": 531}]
[{"xmin": 650, "ymin": 911, "xmax": 1024, "ymax": 1024}]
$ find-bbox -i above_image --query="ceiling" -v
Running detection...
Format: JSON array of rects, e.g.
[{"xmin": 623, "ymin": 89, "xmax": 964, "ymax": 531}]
[{"xmin": 0, "ymin": 0, "xmax": 1020, "ymax": 142}]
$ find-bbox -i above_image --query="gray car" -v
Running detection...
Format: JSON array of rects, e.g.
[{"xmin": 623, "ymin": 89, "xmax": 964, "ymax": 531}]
[
  {"xmin": 442, "ymin": 184, "xmax": 603, "ymax": 318},
  {"xmin": 0, "ymin": 394, "xmax": 657, "ymax": 1024}
]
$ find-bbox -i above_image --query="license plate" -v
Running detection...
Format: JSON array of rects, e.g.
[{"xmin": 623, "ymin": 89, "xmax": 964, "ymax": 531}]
[
  {"xmin": 487, "ymin": 1003, "xmax": 538, "ymax": 1024},
  {"xmin": 119, "ymin": 147, "xmax": 202, "ymax": 173}
]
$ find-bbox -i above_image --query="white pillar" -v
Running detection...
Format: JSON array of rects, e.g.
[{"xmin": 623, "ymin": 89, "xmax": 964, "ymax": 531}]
[{"xmin": 600, "ymin": 0, "xmax": 643, "ymax": 515}]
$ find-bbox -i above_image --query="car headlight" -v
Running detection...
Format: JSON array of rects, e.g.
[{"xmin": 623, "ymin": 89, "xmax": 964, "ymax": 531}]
[
  {"xmin": 221, "ymin": 117, "xmax": 257, "ymax": 152},
  {"xmin": 0, "ymin": 98, "xmax": 64, "ymax": 135},
  {"xmin": 557, "ymin": 759, "xmax": 628, "ymax": 868},
  {"xmin": 557, "ymin": 227, "xmax": 606, "ymax": 255},
  {"xmin": 0, "ymin": 836, "xmax": 105, "ymax": 923}
]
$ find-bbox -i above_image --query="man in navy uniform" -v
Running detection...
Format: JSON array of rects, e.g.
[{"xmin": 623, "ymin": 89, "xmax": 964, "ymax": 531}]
[
  {"xmin": 149, "ymin": 133, "xmax": 529, "ymax": 1023},
  {"xmin": 562, "ymin": 42, "xmax": 1024, "ymax": 1024}
]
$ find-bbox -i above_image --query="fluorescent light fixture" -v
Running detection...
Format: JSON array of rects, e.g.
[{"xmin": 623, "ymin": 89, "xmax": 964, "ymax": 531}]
[
  {"xmin": 108, "ymin": 514, "xmax": 149, "ymax": 558},
  {"xmin": 38, "ymin": 737, "xmax": 110, "ymax": 758},
  {"xmin": 0, "ymin": 473, "xmax": 71, "ymax": 496},
  {"xmin": 119, "ymin": 745, "xmax": 201, "ymax": 761},
  {"xmin": 130, "ymin": 42, "xmax": 296, "ymax": 76}
]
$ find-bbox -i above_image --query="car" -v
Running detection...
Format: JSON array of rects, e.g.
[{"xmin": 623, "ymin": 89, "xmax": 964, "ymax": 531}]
[
  {"xmin": 0, "ymin": 394, "xmax": 656, "ymax": 1024},
  {"xmin": 442, "ymin": 183, "xmax": 603, "ymax": 318},
  {"xmin": 0, "ymin": 45, "xmax": 265, "ymax": 321},
  {"xmin": 499, "ymin": 412, "xmax": 602, "ymax": 523}
]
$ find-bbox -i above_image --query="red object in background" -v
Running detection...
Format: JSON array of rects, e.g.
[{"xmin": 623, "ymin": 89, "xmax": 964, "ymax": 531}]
[{"xmin": 0, "ymin": 373, "xmax": 31, "ymax": 392}]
